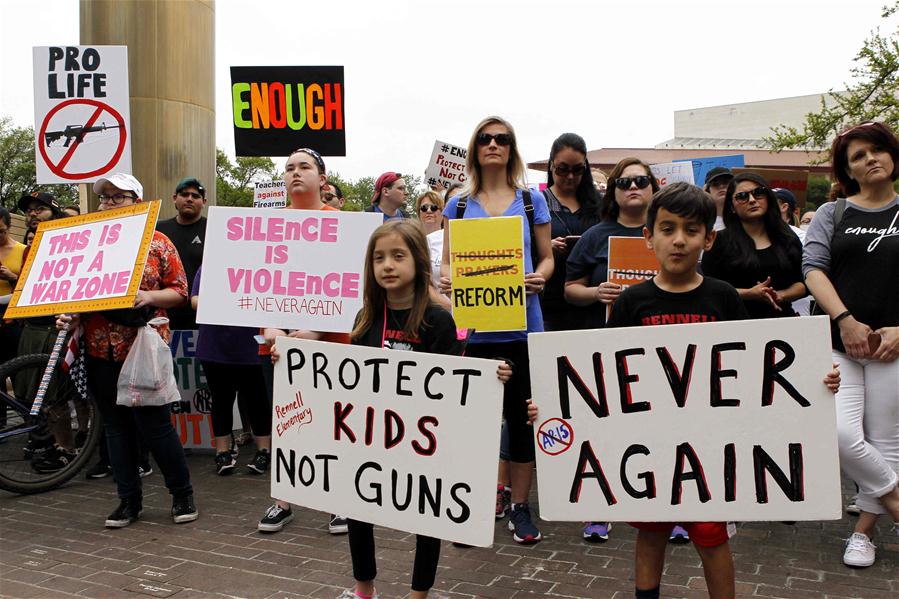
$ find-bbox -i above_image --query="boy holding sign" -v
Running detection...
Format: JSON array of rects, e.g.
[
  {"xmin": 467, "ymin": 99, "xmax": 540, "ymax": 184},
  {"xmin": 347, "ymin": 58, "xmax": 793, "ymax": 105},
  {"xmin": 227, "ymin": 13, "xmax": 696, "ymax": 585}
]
[{"xmin": 604, "ymin": 182, "xmax": 840, "ymax": 599}]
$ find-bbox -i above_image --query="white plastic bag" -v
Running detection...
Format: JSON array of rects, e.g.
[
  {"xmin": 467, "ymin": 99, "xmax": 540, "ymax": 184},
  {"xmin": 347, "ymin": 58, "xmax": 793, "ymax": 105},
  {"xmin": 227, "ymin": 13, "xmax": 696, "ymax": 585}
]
[{"xmin": 117, "ymin": 317, "xmax": 180, "ymax": 407}]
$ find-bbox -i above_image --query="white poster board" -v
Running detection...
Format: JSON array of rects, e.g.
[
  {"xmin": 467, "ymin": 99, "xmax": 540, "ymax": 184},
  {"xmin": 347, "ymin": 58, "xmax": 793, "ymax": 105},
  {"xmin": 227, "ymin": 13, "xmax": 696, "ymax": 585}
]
[
  {"xmin": 33, "ymin": 46, "xmax": 132, "ymax": 184},
  {"xmin": 196, "ymin": 207, "xmax": 382, "ymax": 332},
  {"xmin": 649, "ymin": 161, "xmax": 695, "ymax": 188},
  {"xmin": 253, "ymin": 180, "xmax": 287, "ymax": 209},
  {"xmin": 424, "ymin": 140, "xmax": 468, "ymax": 190},
  {"xmin": 271, "ymin": 338, "xmax": 504, "ymax": 546},
  {"xmin": 529, "ymin": 317, "xmax": 841, "ymax": 522}
]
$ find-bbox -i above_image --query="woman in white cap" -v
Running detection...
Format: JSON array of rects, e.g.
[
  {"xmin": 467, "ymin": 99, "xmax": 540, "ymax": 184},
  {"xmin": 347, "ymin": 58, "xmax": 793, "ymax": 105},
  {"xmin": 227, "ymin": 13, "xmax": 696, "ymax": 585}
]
[{"xmin": 57, "ymin": 173, "xmax": 198, "ymax": 528}]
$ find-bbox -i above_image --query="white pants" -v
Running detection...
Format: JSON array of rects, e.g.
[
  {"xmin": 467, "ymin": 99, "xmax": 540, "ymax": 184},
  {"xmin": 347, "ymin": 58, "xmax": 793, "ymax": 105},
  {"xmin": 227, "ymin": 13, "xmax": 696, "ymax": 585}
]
[{"xmin": 834, "ymin": 350, "xmax": 899, "ymax": 515}]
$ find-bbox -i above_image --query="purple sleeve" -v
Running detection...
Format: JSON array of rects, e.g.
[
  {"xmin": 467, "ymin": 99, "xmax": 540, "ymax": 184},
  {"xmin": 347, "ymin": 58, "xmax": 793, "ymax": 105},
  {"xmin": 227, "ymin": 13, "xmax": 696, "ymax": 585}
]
[{"xmin": 190, "ymin": 266, "xmax": 202, "ymax": 297}]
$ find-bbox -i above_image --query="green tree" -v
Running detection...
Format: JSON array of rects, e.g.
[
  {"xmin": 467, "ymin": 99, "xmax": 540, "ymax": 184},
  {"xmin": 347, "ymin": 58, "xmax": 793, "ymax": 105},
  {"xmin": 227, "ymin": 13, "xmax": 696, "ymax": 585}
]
[
  {"xmin": 766, "ymin": 3, "xmax": 898, "ymax": 157},
  {"xmin": 215, "ymin": 148, "xmax": 279, "ymax": 207},
  {"xmin": 0, "ymin": 116, "xmax": 78, "ymax": 211}
]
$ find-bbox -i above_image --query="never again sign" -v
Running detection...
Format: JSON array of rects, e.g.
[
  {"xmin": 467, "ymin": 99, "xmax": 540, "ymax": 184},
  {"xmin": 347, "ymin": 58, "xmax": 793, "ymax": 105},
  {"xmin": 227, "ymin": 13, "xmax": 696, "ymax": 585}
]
[
  {"xmin": 271, "ymin": 338, "xmax": 504, "ymax": 547},
  {"xmin": 230, "ymin": 65, "xmax": 345, "ymax": 157},
  {"xmin": 529, "ymin": 317, "xmax": 841, "ymax": 522}
]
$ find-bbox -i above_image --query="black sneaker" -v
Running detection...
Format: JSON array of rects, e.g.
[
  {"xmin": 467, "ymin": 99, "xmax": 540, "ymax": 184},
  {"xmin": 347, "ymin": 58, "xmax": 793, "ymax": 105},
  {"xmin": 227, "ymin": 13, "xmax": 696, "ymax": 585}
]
[
  {"xmin": 215, "ymin": 451, "xmax": 236, "ymax": 475},
  {"xmin": 32, "ymin": 446, "xmax": 78, "ymax": 473},
  {"xmin": 23, "ymin": 436, "xmax": 53, "ymax": 460},
  {"xmin": 247, "ymin": 449, "xmax": 271, "ymax": 474},
  {"xmin": 86, "ymin": 461, "xmax": 113, "ymax": 479},
  {"xmin": 172, "ymin": 495, "xmax": 198, "ymax": 524},
  {"xmin": 329, "ymin": 514, "xmax": 348, "ymax": 535},
  {"xmin": 258, "ymin": 503, "xmax": 293, "ymax": 532},
  {"xmin": 105, "ymin": 497, "xmax": 142, "ymax": 528}
]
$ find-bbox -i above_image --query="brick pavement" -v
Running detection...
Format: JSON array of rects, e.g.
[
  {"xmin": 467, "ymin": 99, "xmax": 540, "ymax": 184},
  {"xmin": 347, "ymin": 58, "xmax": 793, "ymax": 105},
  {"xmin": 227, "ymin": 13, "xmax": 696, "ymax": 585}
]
[{"xmin": 1, "ymin": 452, "xmax": 897, "ymax": 599}]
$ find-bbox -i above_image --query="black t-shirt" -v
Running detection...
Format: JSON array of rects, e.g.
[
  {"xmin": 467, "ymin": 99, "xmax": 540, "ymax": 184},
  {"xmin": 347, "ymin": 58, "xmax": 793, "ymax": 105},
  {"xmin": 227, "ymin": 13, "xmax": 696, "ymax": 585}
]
[
  {"xmin": 353, "ymin": 304, "xmax": 465, "ymax": 356},
  {"xmin": 541, "ymin": 189, "xmax": 601, "ymax": 321},
  {"xmin": 607, "ymin": 277, "xmax": 749, "ymax": 328},
  {"xmin": 701, "ymin": 229, "xmax": 803, "ymax": 319},
  {"xmin": 826, "ymin": 203, "xmax": 899, "ymax": 352},
  {"xmin": 155, "ymin": 216, "xmax": 207, "ymax": 329},
  {"xmin": 565, "ymin": 220, "xmax": 645, "ymax": 329}
]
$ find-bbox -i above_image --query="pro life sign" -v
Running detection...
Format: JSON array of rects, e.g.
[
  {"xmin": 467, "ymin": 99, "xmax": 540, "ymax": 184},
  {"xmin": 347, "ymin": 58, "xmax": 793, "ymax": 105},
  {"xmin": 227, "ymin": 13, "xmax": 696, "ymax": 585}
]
[
  {"xmin": 530, "ymin": 317, "xmax": 841, "ymax": 522},
  {"xmin": 271, "ymin": 338, "xmax": 504, "ymax": 546},
  {"xmin": 33, "ymin": 46, "xmax": 132, "ymax": 184}
]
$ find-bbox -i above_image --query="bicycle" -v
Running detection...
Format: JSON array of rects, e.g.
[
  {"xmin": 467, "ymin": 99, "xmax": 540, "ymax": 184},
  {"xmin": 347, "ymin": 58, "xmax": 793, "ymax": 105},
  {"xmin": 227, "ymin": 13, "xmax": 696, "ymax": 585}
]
[{"xmin": 0, "ymin": 352, "xmax": 101, "ymax": 494}]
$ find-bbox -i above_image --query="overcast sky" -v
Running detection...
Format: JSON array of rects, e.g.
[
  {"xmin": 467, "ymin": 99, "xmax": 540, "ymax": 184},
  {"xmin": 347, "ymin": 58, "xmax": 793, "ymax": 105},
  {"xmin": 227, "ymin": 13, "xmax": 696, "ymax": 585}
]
[{"xmin": 1, "ymin": 0, "xmax": 894, "ymax": 184}]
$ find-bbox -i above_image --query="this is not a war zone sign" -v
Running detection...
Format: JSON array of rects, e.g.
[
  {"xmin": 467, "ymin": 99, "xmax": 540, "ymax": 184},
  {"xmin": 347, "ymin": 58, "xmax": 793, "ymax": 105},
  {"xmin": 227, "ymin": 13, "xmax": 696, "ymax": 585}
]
[
  {"xmin": 253, "ymin": 180, "xmax": 287, "ymax": 209},
  {"xmin": 231, "ymin": 66, "xmax": 345, "ymax": 157},
  {"xmin": 649, "ymin": 161, "xmax": 695, "ymax": 188},
  {"xmin": 605, "ymin": 236, "xmax": 660, "ymax": 320},
  {"xmin": 196, "ymin": 207, "xmax": 382, "ymax": 332},
  {"xmin": 674, "ymin": 154, "xmax": 745, "ymax": 189},
  {"xmin": 448, "ymin": 217, "xmax": 526, "ymax": 332},
  {"xmin": 424, "ymin": 140, "xmax": 467, "ymax": 190},
  {"xmin": 5, "ymin": 202, "xmax": 159, "ymax": 318},
  {"xmin": 734, "ymin": 167, "xmax": 809, "ymax": 209},
  {"xmin": 33, "ymin": 46, "xmax": 132, "ymax": 183},
  {"xmin": 271, "ymin": 338, "xmax": 504, "ymax": 547},
  {"xmin": 529, "ymin": 317, "xmax": 841, "ymax": 522}
]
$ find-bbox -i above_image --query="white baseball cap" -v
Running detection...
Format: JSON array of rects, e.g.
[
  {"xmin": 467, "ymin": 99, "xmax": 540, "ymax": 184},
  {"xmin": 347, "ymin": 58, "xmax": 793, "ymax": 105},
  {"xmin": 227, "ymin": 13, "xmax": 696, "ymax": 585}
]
[{"xmin": 93, "ymin": 173, "xmax": 143, "ymax": 198}]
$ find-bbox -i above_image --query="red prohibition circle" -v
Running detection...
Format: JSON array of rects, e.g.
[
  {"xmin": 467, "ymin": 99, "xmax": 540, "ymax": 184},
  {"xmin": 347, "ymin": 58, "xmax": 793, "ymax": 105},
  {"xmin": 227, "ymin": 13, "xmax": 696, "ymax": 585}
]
[
  {"xmin": 38, "ymin": 98, "xmax": 127, "ymax": 180},
  {"xmin": 537, "ymin": 417, "xmax": 574, "ymax": 456}
]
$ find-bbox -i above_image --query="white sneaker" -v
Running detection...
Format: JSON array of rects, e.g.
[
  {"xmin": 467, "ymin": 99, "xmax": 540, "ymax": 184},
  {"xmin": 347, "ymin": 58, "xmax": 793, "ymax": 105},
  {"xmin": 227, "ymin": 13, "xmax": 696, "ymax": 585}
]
[
  {"xmin": 336, "ymin": 590, "xmax": 379, "ymax": 599},
  {"xmin": 843, "ymin": 532, "xmax": 875, "ymax": 567}
]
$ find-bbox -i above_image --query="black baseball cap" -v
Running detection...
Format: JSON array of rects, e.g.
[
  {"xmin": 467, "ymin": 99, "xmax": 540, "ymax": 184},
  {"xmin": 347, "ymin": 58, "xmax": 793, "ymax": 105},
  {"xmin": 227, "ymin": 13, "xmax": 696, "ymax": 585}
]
[
  {"xmin": 772, "ymin": 188, "xmax": 797, "ymax": 211},
  {"xmin": 175, "ymin": 177, "xmax": 206, "ymax": 197},
  {"xmin": 18, "ymin": 192, "xmax": 61, "ymax": 213},
  {"xmin": 704, "ymin": 167, "xmax": 734, "ymax": 187}
]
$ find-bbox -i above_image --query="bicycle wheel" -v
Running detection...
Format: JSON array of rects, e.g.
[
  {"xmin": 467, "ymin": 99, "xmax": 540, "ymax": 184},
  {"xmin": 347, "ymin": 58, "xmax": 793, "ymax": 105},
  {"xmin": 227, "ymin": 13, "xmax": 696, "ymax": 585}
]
[{"xmin": 0, "ymin": 353, "xmax": 101, "ymax": 494}]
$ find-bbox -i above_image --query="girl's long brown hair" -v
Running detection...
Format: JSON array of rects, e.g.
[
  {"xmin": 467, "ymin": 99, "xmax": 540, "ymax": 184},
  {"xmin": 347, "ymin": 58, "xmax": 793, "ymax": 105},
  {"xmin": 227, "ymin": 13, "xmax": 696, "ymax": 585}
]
[{"xmin": 351, "ymin": 220, "xmax": 435, "ymax": 342}]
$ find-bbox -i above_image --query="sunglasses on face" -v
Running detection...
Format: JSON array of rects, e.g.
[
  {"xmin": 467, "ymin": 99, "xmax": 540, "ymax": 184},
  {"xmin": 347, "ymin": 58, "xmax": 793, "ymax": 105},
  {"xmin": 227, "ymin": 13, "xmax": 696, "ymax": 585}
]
[
  {"xmin": 613, "ymin": 176, "xmax": 652, "ymax": 190},
  {"xmin": 323, "ymin": 193, "xmax": 337, "ymax": 202},
  {"xmin": 476, "ymin": 133, "xmax": 512, "ymax": 147},
  {"xmin": 419, "ymin": 204, "xmax": 440, "ymax": 213},
  {"xmin": 553, "ymin": 164, "xmax": 586, "ymax": 177},
  {"xmin": 732, "ymin": 187, "xmax": 769, "ymax": 203}
]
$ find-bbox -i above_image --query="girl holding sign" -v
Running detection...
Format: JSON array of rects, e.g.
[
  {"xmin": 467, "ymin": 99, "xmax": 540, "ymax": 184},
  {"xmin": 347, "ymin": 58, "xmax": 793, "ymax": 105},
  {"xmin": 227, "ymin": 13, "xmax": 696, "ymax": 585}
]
[
  {"xmin": 439, "ymin": 116, "xmax": 554, "ymax": 544},
  {"xmin": 803, "ymin": 121, "xmax": 899, "ymax": 568}
]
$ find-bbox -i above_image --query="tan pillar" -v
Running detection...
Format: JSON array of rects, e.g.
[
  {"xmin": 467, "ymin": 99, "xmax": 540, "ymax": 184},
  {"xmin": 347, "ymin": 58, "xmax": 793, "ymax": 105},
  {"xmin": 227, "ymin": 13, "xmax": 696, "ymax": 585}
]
[{"xmin": 80, "ymin": 0, "xmax": 215, "ymax": 217}]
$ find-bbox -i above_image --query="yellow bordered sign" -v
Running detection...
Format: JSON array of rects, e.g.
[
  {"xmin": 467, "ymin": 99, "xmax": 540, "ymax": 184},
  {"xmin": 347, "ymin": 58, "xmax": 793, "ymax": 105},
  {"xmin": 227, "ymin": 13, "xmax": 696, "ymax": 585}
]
[{"xmin": 6, "ymin": 201, "xmax": 160, "ymax": 318}]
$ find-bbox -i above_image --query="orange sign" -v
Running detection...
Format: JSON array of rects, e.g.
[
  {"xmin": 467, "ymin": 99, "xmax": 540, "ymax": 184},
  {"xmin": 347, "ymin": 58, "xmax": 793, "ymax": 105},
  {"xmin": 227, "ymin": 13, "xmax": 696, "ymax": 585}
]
[{"xmin": 606, "ymin": 236, "xmax": 660, "ymax": 318}]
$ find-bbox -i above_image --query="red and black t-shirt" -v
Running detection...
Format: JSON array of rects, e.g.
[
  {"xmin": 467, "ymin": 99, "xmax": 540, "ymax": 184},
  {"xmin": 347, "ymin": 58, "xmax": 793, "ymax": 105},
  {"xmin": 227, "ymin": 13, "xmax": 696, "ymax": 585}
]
[
  {"xmin": 353, "ymin": 304, "xmax": 465, "ymax": 356},
  {"xmin": 606, "ymin": 277, "xmax": 748, "ymax": 329}
]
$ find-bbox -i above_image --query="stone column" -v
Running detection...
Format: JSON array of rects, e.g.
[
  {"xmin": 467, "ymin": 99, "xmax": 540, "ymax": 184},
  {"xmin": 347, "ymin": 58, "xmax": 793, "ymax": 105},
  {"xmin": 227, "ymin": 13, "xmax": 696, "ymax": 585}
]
[{"xmin": 80, "ymin": 0, "xmax": 215, "ymax": 216}]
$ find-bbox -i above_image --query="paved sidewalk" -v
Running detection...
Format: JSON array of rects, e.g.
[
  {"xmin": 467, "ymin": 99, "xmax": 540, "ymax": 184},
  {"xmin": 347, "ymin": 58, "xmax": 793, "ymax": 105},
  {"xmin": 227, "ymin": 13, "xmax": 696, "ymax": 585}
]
[{"xmin": 1, "ymin": 452, "xmax": 896, "ymax": 599}]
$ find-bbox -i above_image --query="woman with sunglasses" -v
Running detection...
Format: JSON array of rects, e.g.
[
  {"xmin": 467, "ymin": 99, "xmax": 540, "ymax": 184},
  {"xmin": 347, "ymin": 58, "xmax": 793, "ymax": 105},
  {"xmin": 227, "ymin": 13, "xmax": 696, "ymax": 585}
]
[
  {"xmin": 803, "ymin": 121, "xmax": 899, "ymax": 568},
  {"xmin": 565, "ymin": 157, "xmax": 659, "ymax": 330},
  {"xmin": 541, "ymin": 133, "xmax": 602, "ymax": 332},
  {"xmin": 415, "ymin": 191, "xmax": 450, "ymax": 309},
  {"xmin": 701, "ymin": 173, "xmax": 805, "ymax": 319},
  {"xmin": 440, "ymin": 116, "xmax": 553, "ymax": 544}
]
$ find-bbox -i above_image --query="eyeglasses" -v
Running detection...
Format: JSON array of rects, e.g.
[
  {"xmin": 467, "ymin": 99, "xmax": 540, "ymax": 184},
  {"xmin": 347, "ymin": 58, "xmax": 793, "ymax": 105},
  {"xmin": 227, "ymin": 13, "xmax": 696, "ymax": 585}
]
[
  {"xmin": 613, "ymin": 176, "xmax": 652, "ymax": 190},
  {"xmin": 419, "ymin": 204, "xmax": 440, "ymax": 213},
  {"xmin": 98, "ymin": 193, "xmax": 136, "ymax": 205},
  {"xmin": 178, "ymin": 191, "xmax": 203, "ymax": 200},
  {"xmin": 553, "ymin": 164, "xmax": 586, "ymax": 178},
  {"xmin": 732, "ymin": 187, "xmax": 769, "ymax": 203},
  {"xmin": 322, "ymin": 193, "xmax": 337, "ymax": 202},
  {"xmin": 476, "ymin": 133, "xmax": 512, "ymax": 147}
]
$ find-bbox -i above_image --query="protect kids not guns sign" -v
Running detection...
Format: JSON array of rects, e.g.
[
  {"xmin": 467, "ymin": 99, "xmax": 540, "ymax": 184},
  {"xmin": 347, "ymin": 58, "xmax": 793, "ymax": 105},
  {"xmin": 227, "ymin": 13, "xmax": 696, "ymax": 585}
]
[
  {"xmin": 33, "ymin": 46, "xmax": 132, "ymax": 184},
  {"xmin": 271, "ymin": 338, "xmax": 504, "ymax": 546},
  {"xmin": 196, "ymin": 207, "xmax": 382, "ymax": 332},
  {"xmin": 231, "ymin": 66, "xmax": 345, "ymax": 157},
  {"xmin": 6, "ymin": 202, "xmax": 159, "ymax": 318},
  {"xmin": 424, "ymin": 140, "xmax": 467, "ymax": 190},
  {"xmin": 529, "ymin": 317, "xmax": 842, "ymax": 522}
]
